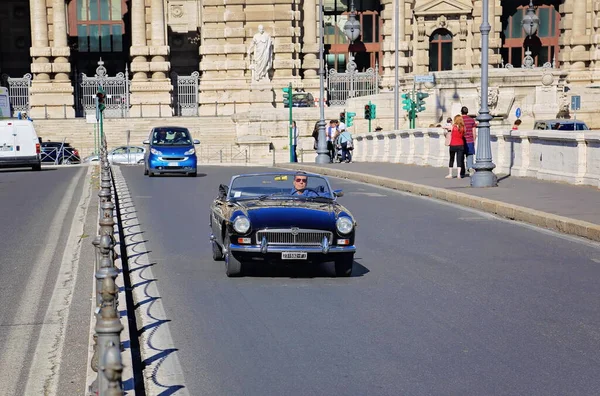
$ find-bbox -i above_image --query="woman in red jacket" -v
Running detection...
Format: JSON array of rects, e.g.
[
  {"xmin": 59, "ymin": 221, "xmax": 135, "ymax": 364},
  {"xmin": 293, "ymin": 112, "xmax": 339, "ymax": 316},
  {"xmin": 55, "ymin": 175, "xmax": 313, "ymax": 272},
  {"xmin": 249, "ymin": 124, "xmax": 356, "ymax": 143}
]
[{"xmin": 446, "ymin": 115, "xmax": 466, "ymax": 178}]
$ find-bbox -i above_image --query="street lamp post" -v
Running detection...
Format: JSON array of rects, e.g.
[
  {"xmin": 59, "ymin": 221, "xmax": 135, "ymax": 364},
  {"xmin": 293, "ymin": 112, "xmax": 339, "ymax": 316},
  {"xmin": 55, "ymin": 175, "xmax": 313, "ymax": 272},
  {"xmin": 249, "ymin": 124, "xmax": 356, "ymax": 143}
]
[
  {"xmin": 315, "ymin": 0, "xmax": 329, "ymax": 164},
  {"xmin": 470, "ymin": 0, "xmax": 497, "ymax": 187}
]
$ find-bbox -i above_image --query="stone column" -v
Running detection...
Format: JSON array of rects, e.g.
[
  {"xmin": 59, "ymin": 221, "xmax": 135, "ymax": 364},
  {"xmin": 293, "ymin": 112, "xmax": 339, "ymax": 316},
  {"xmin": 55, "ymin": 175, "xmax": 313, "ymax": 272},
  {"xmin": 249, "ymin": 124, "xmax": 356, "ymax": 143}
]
[
  {"xmin": 150, "ymin": 0, "xmax": 170, "ymax": 80},
  {"xmin": 29, "ymin": 0, "xmax": 51, "ymax": 81},
  {"xmin": 301, "ymin": 0, "xmax": 318, "ymax": 79},
  {"xmin": 570, "ymin": 0, "xmax": 587, "ymax": 70},
  {"xmin": 130, "ymin": 0, "xmax": 149, "ymax": 80},
  {"xmin": 52, "ymin": 0, "xmax": 70, "ymax": 81}
]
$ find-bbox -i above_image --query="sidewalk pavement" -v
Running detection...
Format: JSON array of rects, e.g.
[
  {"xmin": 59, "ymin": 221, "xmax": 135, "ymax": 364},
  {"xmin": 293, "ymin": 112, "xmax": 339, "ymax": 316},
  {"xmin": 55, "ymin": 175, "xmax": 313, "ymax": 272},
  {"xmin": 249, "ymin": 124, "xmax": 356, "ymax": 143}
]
[{"xmin": 278, "ymin": 161, "xmax": 600, "ymax": 242}]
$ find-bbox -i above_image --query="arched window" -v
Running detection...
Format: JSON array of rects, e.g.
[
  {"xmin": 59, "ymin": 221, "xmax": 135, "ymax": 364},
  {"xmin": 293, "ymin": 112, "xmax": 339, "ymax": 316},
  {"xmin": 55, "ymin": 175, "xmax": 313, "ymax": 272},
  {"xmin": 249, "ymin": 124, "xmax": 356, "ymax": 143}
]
[{"xmin": 429, "ymin": 29, "xmax": 453, "ymax": 71}]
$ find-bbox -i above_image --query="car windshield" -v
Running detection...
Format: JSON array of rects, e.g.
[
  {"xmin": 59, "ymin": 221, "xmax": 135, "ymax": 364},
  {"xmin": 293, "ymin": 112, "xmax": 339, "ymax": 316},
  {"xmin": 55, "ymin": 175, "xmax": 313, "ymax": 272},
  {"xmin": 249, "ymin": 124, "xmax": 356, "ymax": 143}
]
[
  {"xmin": 228, "ymin": 174, "xmax": 333, "ymax": 200},
  {"xmin": 151, "ymin": 127, "xmax": 193, "ymax": 146}
]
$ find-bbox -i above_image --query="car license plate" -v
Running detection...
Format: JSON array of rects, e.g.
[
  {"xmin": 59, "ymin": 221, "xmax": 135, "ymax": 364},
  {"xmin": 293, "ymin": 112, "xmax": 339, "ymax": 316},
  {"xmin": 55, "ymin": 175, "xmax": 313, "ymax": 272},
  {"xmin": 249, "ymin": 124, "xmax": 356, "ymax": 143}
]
[
  {"xmin": 282, "ymin": 252, "xmax": 307, "ymax": 260},
  {"xmin": 1, "ymin": 146, "xmax": 12, "ymax": 151},
  {"xmin": 167, "ymin": 162, "xmax": 179, "ymax": 166}
]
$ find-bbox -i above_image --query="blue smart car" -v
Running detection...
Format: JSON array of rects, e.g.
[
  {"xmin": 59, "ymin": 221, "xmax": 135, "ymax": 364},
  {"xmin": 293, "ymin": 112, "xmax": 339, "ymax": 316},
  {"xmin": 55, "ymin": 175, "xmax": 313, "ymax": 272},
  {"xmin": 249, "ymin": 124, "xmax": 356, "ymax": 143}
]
[{"xmin": 143, "ymin": 126, "xmax": 200, "ymax": 177}]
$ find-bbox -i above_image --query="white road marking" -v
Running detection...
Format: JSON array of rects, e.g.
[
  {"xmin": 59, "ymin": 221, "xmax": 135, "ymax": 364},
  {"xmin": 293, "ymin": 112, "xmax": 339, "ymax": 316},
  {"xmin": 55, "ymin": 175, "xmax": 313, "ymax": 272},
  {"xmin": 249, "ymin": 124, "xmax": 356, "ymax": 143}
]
[
  {"xmin": 23, "ymin": 166, "xmax": 92, "ymax": 395},
  {"xmin": 592, "ymin": 258, "xmax": 600, "ymax": 264},
  {"xmin": 0, "ymin": 167, "xmax": 86, "ymax": 396}
]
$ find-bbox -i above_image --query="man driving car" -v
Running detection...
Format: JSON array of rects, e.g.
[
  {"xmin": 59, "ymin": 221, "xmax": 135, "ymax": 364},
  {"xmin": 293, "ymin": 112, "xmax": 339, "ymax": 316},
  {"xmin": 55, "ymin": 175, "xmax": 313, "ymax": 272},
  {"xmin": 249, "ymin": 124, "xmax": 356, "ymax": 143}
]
[{"xmin": 289, "ymin": 172, "xmax": 319, "ymax": 197}]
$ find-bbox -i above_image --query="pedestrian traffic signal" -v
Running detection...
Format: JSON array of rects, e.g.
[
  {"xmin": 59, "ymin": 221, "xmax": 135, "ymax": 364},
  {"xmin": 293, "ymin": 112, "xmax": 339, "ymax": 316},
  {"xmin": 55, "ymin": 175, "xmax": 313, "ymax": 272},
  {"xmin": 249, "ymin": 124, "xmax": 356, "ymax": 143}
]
[
  {"xmin": 339, "ymin": 112, "xmax": 345, "ymax": 123},
  {"xmin": 346, "ymin": 112, "xmax": 356, "ymax": 127},
  {"xmin": 371, "ymin": 104, "xmax": 376, "ymax": 119},
  {"xmin": 364, "ymin": 104, "xmax": 371, "ymax": 120},
  {"xmin": 416, "ymin": 91, "xmax": 429, "ymax": 113},
  {"xmin": 401, "ymin": 93, "xmax": 413, "ymax": 111}
]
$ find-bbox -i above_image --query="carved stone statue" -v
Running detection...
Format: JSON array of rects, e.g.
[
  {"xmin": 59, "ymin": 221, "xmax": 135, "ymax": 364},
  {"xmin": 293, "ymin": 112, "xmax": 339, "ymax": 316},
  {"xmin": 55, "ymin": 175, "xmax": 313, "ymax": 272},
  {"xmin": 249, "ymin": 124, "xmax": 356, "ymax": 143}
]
[{"xmin": 247, "ymin": 25, "xmax": 273, "ymax": 82}]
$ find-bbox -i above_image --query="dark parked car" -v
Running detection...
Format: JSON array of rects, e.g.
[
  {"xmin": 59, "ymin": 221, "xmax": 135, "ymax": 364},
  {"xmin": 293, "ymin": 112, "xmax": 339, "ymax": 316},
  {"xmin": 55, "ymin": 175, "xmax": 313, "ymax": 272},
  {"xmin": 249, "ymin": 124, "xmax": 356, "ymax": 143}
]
[
  {"xmin": 283, "ymin": 92, "xmax": 315, "ymax": 108},
  {"xmin": 209, "ymin": 172, "xmax": 357, "ymax": 277},
  {"xmin": 40, "ymin": 141, "xmax": 81, "ymax": 164}
]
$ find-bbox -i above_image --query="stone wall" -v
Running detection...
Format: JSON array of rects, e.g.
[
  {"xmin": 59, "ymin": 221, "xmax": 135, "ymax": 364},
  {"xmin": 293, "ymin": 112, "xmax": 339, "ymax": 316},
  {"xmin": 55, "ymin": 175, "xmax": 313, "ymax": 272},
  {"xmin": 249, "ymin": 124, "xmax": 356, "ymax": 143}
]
[{"xmin": 351, "ymin": 128, "xmax": 600, "ymax": 188}]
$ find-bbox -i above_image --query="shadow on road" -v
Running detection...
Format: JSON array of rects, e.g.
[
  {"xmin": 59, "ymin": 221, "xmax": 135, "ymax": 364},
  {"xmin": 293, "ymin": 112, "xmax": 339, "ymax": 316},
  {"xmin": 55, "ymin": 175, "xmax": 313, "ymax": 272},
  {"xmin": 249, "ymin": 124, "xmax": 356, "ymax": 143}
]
[{"xmin": 239, "ymin": 260, "xmax": 369, "ymax": 279}]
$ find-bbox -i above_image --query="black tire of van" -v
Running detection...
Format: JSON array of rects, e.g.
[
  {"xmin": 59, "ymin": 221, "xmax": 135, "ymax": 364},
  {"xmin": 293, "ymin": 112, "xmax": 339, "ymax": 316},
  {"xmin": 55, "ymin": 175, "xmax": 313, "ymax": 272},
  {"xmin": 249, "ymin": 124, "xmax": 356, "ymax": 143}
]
[{"xmin": 32, "ymin": 163, "xmax": 41, "ymax": 171}]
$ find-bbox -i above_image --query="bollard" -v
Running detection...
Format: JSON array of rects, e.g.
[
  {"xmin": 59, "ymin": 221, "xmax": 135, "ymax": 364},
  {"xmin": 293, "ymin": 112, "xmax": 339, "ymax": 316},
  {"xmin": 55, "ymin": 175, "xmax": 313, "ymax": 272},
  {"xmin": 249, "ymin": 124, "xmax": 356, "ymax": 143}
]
[
  {"xmin": 95, "ymin": 235, "xmax": 118, "ymax": 308},
  {"xmin": 94, "ymin": 276, "xmax": 123, "ymax": 395},
  {"xmin": 101, "ymin": 341, "xmax": 124, "ymax": 396},
  {"xmin": 93, "ymin": 235, "xmax": 101, "ymax": 274},
  {"xmin": 99, "ymin": 201, "xmax": 115, "ymax": 238}
]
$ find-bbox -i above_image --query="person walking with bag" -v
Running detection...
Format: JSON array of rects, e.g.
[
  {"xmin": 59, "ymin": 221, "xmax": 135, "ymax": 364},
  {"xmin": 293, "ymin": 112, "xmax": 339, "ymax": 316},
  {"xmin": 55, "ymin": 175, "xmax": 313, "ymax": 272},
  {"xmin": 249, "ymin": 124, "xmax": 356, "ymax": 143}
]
[
  {"xmin": 446, "ymin": 115, "xmax": 466, "ymax": 178},
  {"xmin": 338, "ymin": 127, "xmax": 353, "ymax": 163}
]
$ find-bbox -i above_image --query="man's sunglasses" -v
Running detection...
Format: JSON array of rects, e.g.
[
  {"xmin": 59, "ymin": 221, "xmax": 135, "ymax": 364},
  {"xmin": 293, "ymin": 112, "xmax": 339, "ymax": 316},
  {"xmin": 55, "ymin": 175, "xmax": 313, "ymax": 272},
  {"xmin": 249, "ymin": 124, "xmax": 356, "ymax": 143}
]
[{"xmin": 294, "ymin": 178, "xmax": 307, "ymax": 183}]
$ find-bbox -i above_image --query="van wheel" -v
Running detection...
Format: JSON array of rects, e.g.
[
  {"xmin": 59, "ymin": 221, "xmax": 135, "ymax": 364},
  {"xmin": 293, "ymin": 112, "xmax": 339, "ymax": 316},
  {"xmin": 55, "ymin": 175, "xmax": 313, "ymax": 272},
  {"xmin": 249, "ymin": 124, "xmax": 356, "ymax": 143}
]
[{"xmin": 32, "ymin": 163, "xmax": 41, "ymax": 171}]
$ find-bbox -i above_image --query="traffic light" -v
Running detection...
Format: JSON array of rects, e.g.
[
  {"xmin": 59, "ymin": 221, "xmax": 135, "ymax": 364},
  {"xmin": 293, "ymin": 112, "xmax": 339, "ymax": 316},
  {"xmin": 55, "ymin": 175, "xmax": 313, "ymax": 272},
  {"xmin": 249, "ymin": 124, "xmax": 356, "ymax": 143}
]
[
  {"xmin": 346, "ymin": 112, "xmax": 356, "ymax": 127},
  {"xmin": 416, "ymin": 91, "xmax": 429, "ymax": 113},
  {"xmin": 370, "ymin": 104, "xmax": 376, "ymax": 119},
  {"xmin": 96, "ymin": 86, "xmax": 106, "ymax": 112},
  {"xmin": 339, "ymin": 112, "xmax": 345, "ymax": 123},
  {"xmin": 282, "ymin": 84, "xmax": 292, "ymax": 108},
  {"xmin": 364, "ymin": 104, "xmax": 371, "ymax": 120},
  {"xmin": 401, "ymin": 93, "xmax": 413, "ymax": 111}
]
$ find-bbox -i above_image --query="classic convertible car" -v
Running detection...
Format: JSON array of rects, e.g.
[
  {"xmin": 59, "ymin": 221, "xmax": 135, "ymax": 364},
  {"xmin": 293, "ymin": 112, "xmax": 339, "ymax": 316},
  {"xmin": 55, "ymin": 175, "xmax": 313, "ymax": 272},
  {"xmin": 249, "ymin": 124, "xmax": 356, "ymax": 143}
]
[{"xmin": 209, "ymin": 172, "xmax": 357, "ymax": 277}]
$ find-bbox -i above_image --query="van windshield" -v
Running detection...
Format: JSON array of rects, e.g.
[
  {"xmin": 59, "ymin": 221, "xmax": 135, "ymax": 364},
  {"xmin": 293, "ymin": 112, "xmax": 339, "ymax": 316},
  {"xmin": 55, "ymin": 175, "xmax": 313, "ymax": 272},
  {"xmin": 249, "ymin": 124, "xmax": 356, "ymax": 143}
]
[{"xmin": 151, "ymin": 128, "xmax": 192, "ymax": 146}]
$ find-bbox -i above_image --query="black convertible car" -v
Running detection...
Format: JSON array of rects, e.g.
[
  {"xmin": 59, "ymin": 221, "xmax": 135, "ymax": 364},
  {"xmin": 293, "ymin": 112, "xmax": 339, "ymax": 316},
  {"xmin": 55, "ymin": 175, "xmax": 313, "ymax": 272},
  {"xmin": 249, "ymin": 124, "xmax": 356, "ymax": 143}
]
[{"xmin": 209, "ymin": 172, "xmax": 357, "ymax": 277}]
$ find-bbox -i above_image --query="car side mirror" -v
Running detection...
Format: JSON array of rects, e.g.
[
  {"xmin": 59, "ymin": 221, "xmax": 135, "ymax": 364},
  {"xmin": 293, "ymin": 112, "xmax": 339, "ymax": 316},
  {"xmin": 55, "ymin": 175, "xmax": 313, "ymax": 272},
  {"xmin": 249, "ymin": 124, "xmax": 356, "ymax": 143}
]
[
  {"xmin": 143, "ymin": 140, "xmax": 149, "ymax": 145},
  {"xmin": 333, "ymin": 189, "xmax": 344, "ymax": 197},
  {"xmin": 193, "ymin": 139, "xmax": 200, "ymax": 145},
  {"xmin": 219, "ymin": 184, "xmax": 229, "ymax": 199}
]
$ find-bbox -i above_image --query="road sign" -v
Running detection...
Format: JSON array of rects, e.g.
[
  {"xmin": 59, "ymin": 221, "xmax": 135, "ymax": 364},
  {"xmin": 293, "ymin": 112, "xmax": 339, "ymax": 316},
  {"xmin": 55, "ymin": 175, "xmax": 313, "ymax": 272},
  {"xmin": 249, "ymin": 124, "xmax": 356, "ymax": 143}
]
[
  {"xmin": 515, "ymin": 107, "xmax": 521, "ymax": 118},
  {"xmin": 414, "ymin": 75, "xmax": 435, "ymax": 83},
  {"xmin": 571, "ymin": 95, "xmax": 581, "ymax": 111}
]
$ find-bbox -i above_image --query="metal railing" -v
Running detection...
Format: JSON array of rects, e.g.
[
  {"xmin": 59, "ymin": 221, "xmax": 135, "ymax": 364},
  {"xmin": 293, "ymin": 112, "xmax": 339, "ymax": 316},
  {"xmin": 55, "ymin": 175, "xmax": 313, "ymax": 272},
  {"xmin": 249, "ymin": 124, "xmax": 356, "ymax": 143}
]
[
  {"xmin": 88, "ymin": 133, "xmax": 125, "ymax": 396},
  {"xmin": 40, "ymin": 139, "xmax": 81, "ymax": 165},
  {"xmin": 197, "ymin": 145, "xmax": 250, "ymax": 163}
]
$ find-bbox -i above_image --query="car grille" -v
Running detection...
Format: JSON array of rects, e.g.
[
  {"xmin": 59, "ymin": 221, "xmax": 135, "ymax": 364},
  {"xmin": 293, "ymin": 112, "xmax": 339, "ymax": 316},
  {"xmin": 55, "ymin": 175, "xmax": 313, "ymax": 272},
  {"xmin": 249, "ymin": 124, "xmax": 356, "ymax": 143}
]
[
  {"xmin": 161, "ymin": 156, "xmax": 185, "ymax": 161},
  {"xmin": 256, "ymin": 229, "xmax": 332, "ymax": 246}
]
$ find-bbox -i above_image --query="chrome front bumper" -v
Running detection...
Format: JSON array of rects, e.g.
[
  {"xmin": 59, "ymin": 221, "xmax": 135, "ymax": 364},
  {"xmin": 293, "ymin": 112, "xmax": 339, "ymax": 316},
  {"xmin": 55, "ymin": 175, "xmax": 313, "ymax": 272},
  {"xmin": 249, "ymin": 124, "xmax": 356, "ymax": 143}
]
[{"xmin": 229, "ymin": 244, "xmax": 356, "ymax": 254}]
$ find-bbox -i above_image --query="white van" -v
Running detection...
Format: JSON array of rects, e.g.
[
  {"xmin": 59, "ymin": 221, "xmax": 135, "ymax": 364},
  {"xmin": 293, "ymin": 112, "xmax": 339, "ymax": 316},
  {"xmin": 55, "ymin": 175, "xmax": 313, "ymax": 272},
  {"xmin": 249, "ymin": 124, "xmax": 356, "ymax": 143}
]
[{"xmin": 0, "ymin": 120, "xmax": 42, "ymax": 171}]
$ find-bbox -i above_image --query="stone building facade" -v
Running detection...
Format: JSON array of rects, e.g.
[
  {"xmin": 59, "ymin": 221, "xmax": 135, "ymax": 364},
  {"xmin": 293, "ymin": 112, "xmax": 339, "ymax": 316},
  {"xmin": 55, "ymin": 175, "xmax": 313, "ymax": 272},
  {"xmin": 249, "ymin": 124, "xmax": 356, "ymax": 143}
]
[{"xmin": 0, "ymin": 0, "xmax": 599, "ymax": 125}]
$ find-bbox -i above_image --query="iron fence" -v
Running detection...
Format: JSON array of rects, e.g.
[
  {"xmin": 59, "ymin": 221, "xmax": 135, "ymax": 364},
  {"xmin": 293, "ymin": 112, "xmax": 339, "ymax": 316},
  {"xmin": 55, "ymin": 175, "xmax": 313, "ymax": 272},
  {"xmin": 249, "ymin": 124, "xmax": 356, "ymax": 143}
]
[
  {"xmin": 327, "ymin": 60, "xmax": 380, "ymax": 106},
  {"xmin": 197, "ymin": 145, "xmax": 250, "ymax": 163},
  {"xmin": 1, "ymin": 73, "xmax": 31, "ymax": 116}
]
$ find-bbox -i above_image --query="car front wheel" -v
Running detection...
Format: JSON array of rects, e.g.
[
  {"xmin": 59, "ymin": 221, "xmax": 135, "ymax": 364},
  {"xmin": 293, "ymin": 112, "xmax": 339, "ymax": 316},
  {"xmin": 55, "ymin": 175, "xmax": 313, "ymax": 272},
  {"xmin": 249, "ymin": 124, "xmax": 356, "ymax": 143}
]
[
  {"xmin": 224, "ymin": 232, "xmax": 242, "ymax": 277},
  {"xmin": 212, "ymin": 240, "xmax": 224, "ymax": 261},
  {"xmin": 334, "ymin": 254, "xmax": 353, "ymax": 277}
]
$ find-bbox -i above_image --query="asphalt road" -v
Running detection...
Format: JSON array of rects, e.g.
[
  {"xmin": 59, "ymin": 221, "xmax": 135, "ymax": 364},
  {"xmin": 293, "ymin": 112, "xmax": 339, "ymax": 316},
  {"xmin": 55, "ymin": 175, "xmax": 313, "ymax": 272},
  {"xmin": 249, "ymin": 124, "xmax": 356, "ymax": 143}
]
[
  {"xmin": 0, "ymin": 166, "xmax": 94, "ymax": 395},
  {"xmin": 120, "ymin": 164, "xmax": 600, "ymax": 396}
]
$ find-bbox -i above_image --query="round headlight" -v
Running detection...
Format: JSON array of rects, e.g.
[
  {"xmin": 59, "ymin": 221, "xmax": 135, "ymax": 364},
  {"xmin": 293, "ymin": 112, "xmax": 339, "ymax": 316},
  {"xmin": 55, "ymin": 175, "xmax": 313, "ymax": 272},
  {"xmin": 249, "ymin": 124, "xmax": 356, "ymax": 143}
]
[
  {"xmin": 233, "ymin": 216, "xmax": 251, "ymax": 234},
  {"xmin": 336, "ymin": 216, "xmax": 353, "ymax": 234}
]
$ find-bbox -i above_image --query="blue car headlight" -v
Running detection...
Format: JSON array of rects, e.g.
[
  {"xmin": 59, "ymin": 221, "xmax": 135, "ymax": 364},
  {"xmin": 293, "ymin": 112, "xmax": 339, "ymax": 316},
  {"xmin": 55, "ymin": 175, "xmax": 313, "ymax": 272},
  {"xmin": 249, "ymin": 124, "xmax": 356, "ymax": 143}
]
[
  {"xmin": 184, "ymin": 148, "xmax": 196, "ymax": 155},
  {"xmin": 233, "ymin": 215, "xmax": 251, "ymax": 234},
  {"xmin": 150, "ymin": 148, "xmax": 162, "ymax": 155},
  {"xmin": 336, "ymin": 216, "xmax": 353, "ymax": 234}
]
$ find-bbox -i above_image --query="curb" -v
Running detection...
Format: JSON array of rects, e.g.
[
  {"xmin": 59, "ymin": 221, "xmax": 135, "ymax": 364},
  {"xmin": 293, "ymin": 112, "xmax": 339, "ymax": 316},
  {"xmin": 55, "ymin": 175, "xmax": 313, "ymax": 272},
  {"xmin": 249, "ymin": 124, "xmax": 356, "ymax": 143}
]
[{"xmin": 278, "ymin": 163, "xmax": 600, "ymax": 243}]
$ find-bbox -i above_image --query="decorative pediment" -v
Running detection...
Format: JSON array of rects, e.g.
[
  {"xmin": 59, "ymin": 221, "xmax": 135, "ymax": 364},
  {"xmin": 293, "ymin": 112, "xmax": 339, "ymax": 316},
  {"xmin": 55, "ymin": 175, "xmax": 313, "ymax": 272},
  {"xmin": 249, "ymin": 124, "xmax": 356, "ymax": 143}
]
[{"xmin": 413, "ymin": 0, "xmax": 473, "ymax": 16}]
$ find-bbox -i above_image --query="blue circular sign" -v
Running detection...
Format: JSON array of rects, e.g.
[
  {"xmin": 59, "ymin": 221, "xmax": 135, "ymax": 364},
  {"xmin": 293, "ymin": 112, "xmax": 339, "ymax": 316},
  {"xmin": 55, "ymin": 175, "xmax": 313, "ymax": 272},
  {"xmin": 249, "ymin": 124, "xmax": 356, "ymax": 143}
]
[{"xmin": 515, "ymin": 107, "xmax": 522, "ymax": 118}]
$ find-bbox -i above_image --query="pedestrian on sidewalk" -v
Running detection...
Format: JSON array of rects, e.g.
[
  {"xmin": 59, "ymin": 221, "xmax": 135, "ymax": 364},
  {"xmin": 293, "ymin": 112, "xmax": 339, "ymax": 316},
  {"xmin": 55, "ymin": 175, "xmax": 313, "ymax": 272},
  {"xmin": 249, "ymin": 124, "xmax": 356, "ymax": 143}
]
[
  {"xmin": 338, "ymin": 127, "xmax": 353, "ymax": 163},
  {"xmin": 291, "ymin": 120, "xmax": 299, "ymax": 162},
  {"xmin": 512, "ymin": 119, "xmax": 522, "ymax": 130},
  {"xmin": 461, "ymin": 106, "xmax": 477, "ymax": 176},
  {"xmin": 326, "ymin": 120, "xmax": 337, "ymax": 162},
  {"xmin": 446, "ymin": 115, "xmax": 466, "ymax": 179}
]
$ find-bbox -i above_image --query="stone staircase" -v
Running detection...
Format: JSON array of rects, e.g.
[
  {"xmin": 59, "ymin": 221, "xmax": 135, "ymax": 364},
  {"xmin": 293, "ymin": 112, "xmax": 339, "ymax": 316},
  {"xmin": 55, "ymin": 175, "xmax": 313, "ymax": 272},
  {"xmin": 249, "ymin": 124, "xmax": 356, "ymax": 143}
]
[{"xmin": 32, "ymin": 116, "xmax": 238, "ymax": 160}]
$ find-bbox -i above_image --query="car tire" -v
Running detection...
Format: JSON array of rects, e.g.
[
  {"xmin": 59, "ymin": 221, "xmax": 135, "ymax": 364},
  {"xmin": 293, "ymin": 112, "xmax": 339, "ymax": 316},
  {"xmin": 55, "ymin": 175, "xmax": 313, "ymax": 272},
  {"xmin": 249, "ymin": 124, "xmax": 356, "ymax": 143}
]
[
  {"xmin": 334, "ymin": 254, "xmax": 353, "ymax": 277},
  {"xmin": 32, "ymin": 163, "xmax": 41, "ymax": 171},
  {"xmin": 148, "ymin": 171, "xmax": 155, "ymax": 177},
  {"xmin": 212, "ymin": 240, "xmax": 224, "ymax": 261},
  {"xmin": 224, "ymin": 232, "xmax": 242, "ymax": 277}
]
